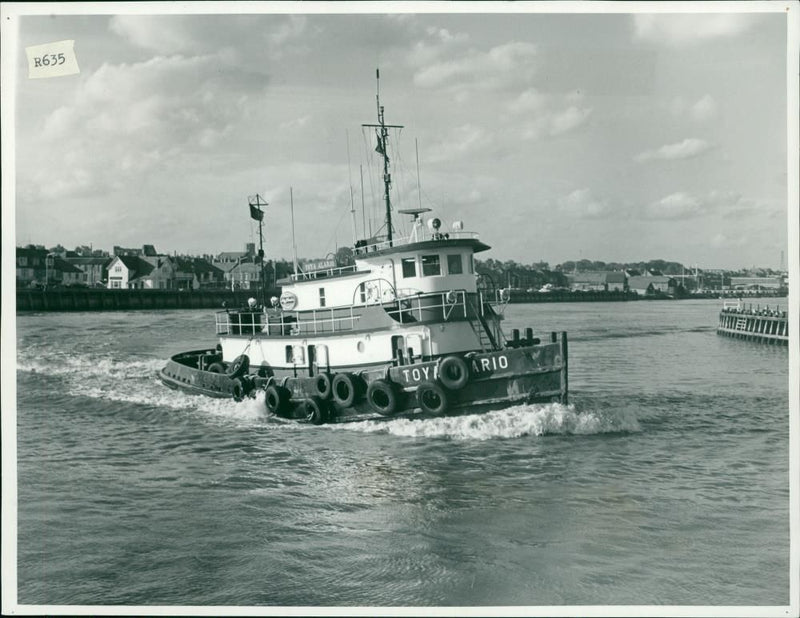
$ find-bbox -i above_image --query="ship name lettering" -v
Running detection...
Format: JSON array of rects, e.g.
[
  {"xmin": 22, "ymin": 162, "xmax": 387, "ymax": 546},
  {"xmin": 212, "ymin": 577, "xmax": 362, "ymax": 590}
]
[
  {"xmin": 402, "ymin": 365, "xmax": 436, "ymax": 382},
  {"xmin": 473, "ymin": 355, "xmax": 509, "ymax": 373}
]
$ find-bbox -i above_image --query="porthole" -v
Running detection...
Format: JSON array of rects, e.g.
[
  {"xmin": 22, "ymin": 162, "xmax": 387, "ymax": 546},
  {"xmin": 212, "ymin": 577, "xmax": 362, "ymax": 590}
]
[{"xmin": 357, "ymin": 341, "xmax": 365, "ymax": 353}]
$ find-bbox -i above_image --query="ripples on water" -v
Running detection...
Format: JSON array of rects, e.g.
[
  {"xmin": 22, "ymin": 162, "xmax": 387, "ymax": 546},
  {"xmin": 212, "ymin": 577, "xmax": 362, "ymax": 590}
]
[{"xmin": 13, "ymin": 301, "xmax": 791, "ymax": 608}]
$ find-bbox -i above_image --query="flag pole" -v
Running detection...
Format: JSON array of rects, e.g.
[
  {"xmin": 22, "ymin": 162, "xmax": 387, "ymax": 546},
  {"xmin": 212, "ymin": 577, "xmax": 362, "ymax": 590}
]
[{"xmin": 290, "ymin": 187, "xmax": 299, "ymax": 276}]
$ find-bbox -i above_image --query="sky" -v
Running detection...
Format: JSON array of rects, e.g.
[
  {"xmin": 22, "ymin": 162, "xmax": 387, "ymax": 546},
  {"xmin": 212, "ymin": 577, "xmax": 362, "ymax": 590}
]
[{"xmin": 6, "ymin": 3, "xmax": 794, "ymax": 270}]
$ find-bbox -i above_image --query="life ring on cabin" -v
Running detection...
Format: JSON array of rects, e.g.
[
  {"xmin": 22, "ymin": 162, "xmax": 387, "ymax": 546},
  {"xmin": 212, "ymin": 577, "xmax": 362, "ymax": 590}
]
[
  {"xmin": 445, "ymin": 290, "xmax": 458, "ymax": 304},
  {"xmin": 303, "ymin": 396, "xmax": 328, "ymax": 425},
  {"xmin": 367, "ymin": 379, "xmax": 400, "ymax": 416},
  {"xmin": 227, "ymin": 354, "xmax": 250, "ymax": 378},
  {"xmin": 207, "ymin": 362, "xmax": 225, "ymax": 374},
  {"xmin": 438, "ymin": 355, "xmax": 470, "ymax": 391},
  {"xmin": 314, "ymin": 373, "xmax": 332, "ymax": 399},
  {"xmin": 264, "ymin": 384, "xmax": 291, "ymax": 416},
  {"xmin": 416, "ymin": 380, "xmax": 449, "ymax": 415},
  {"xmin": 499, "ymin": 288, "xmax": 511, "ymax": 302},
  {"xmin": 332, "ymin": 373, "xmax": 361, "ymax": 408},
  {"xmin": 231, "ymin": 378, "xmax": 245, "ymax": 402}
]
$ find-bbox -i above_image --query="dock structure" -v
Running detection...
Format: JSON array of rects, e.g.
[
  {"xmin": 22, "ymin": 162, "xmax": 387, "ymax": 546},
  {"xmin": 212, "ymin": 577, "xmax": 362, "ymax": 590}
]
[{"xmin": 717, "ymin": 300, "xmax": 789, "ymax": 345}]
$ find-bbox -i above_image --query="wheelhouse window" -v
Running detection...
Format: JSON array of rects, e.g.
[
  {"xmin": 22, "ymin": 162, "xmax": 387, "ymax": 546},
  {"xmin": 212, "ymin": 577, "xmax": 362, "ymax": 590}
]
[
  {"xmin": 358, "ymin": 282, "xmax": 367, "ymax": 303},
  {"xmin": 447, "ymin": 254, "xmax": 463, "ymax": 275},
  {"xmin": 467, "ymin": 254, "xmax": 474, "ymax": 274},
  {"xmin": 401, "ymin": 257, "xmax": 417, "ymax": 278},
  {"xmin": 319, "ymin": 287, "xmax": 326, "ymax": 307},
  {"xmin": 421, "ymin": 254, "xmax": 441, "ymax": 277}
]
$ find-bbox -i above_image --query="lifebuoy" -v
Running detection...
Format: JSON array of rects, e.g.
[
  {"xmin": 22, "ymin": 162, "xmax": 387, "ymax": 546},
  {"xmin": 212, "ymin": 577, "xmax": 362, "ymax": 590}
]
[
  {"xmin": 416, "ymin": 380, "xmax": 449, "ymax": 415},
  {"xmin": 207, "ymin": 362, "xmax": 225, "ymax": 374},
  {"xmin": 264, "ymin": 384, "xmax": 291, "ymax": 415},
  {"xmin": 231, "ymin": 377, "xmax": 245, "ymax": 402},
  {"xmin": 367, "ymin": 379, "xmax": 400, "ymax": 416},
  {"xmin": 445, "ymin": 290, "xmax": 458, "ymax": 304},
  {"xmin": 438, "ymin": 355, "xmax": 470, "ymax": 391},
  {"xmin": 314, "ymin": 373, "xmax": 332, "ymax": 399},
  {"xmin": 227, "ymin": 354, "xmax": 250, "ymax": 378},
  {"xmin": 304, "ymin": 396, "xmax": 327, "ymax": 425},
  {"xmin": 331, "ymin": 373, "xmax": 359, "ymax": 408}
]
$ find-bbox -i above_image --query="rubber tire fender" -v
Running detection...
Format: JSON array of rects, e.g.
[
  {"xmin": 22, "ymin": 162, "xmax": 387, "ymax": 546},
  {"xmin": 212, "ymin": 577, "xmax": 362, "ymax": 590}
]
[
  {"xmin": 231, "ymin": 377, "xmax": 245, "ymax": 402},
  {"xmin": 304, "ymin": 396, "xmax": 328, "ymax": 425},
  {"xmin": 416, "ymin": 380, "xmax": 449, "ymax": 415},
  {"xmin": 438, "ymin": 355, "xmax": 470, "ymax": 391},
  {"xmin": 227, "ymin": 354, "xmax": 250, "ymax": 379},
  {"xmin": 314, "ymin": 373, "xmax": 332, "ymax": 399},
  {"xmin": 331, "ymin": 373, "xmax": 359, "ymax": 407},
  {"xmin": 367, "ymin": 379, "xmax": 400, "ymax": 416},
  {"xmin": 207, "ymin": 362, "xmax": 225, "ymax": 374},
  {"xmin": 264, "ymin": 384, "xmax": 291, "ymax": 415}
]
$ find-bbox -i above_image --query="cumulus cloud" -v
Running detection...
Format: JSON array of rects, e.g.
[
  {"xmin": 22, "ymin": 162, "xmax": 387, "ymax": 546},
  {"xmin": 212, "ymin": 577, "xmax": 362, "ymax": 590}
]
[
  {"xmin": 669, "ymin": 95, "xmax": 718, "ymax": 122},
  {"xmin": 635, "ymin": 138, "xmax": 712, "ymax": 162},
  {"xmin": 22, "ymin": 52, "xmax": 253, "ymax": 200},
  {"xmin": 558, "ymin": 189, "xmax": 610, "ymax": 219},
  {"xmin": 521, "ymin": 105, "xmax": 592, "ymax": 140},
  {"xmin": 643, "ymin": 190, "xmax": 758, "ymax": 220},
  {"xmin": 691, "ymin": 95, "xmax": 718, "ymax": 122},
  {"xmin": 632, "ymin": 13, "xmax": 758, "ymax": 47},
  {"xmin": 425, "ymin": 124, "xmax": 490, "ymax": 163},
  {"xmin": 506, "ymin": 88, "xmax": 591, "ymax": 140},
  {"xmin": 413, "ymin": 41, "xmax": 537, "ymax": 91}
]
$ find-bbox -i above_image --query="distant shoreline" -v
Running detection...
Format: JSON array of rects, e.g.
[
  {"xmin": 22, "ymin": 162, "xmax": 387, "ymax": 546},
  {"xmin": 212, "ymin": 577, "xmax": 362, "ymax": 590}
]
[{"xmin": 15, "ymin": 287, "xmax": 787, "ymax": 313}]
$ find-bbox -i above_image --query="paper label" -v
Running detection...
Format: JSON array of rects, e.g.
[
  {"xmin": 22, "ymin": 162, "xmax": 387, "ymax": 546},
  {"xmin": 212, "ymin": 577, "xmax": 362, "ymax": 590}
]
[{"xmin": 26, "ymin": 40, "xmax": 79, "ymax": 79}]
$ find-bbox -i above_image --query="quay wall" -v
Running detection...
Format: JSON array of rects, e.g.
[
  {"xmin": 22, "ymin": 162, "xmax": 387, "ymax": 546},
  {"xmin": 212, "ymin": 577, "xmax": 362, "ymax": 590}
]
[{"xmin": 16, "ymin": 289, "xmax": 280, "ymax": 312}]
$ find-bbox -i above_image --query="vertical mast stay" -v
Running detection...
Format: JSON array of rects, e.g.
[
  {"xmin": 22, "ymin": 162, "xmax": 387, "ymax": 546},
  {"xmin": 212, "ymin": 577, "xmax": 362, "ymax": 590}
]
[{"xmin": 362, "ymin": 68, "xmax": 403, "ymax": 246}]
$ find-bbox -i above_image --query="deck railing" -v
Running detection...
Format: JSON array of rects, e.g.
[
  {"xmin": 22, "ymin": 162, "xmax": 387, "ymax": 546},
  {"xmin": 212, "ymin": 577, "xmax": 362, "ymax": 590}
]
[{"xmin": 353, "ymin": 230, "xmax": 480, "ymax": 256}]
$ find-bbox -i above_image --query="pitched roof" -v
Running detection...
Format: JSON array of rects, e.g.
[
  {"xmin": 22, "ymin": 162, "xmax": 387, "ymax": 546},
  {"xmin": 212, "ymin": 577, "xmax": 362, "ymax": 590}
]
[{"xmin": 117, "ymin": 255, "xmax": 154, "ymax": 277}]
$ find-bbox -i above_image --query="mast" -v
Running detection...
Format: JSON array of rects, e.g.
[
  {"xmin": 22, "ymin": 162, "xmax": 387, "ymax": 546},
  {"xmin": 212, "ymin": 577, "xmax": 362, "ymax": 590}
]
[
  {"xmin": 290, "ymin": 187, "xmax": 299, "ymax": 275},
  {"xmin": 248, "ymin": 193, "xmax": 268, "ymax": 308},
  {"xmin": 362, "ymin": 68, "xmax": 403, "ymax": 245}
]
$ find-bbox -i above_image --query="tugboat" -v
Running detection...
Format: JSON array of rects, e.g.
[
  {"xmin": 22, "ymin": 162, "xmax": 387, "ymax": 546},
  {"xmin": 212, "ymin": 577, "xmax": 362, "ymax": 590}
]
[{"xmin": 159, "ymin": 72, "xmax": 569, "ymax": 424}]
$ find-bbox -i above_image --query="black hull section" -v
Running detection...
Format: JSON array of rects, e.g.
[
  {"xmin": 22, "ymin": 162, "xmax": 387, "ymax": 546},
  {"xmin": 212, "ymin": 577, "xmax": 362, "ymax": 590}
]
[{"xmin": 158, "ymin": 334, "xmax": 569, "ymax": 423}]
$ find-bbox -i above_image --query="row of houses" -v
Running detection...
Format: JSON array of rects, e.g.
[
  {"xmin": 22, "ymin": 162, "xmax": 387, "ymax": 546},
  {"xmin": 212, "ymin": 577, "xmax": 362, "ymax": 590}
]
[
  {"xmin": 16, "ymin": 244, "xmax": 270, "ymax": 291},
  {"xmin": 566, "ymin": 270, "xmax": 678, "ymax": 296}
]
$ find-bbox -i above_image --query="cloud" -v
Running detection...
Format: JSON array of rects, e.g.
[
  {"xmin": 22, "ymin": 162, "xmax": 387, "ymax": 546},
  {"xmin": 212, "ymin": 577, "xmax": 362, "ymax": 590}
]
[
  {"xmin": 506, "ymin": 88, "xmax": 591, "ymax": 140},
  {"xmin": 521, "ymin": 105, "xmax": 592, "ymax": 140},
  {"xmin": 413, "ymin": 41, "xmax": 537, "ymax": 91},
  {"xmin": 632, "ymin": 13, "xmax": 758, "ymax": 47},
  {"xmin": 558, "ymin": 189, "xmax": 610, "ymax": 219},
  {"xmin": 426, "ymin": 124, "xmax": 490, "ymax": 162},
  {"xmin": 690, "ymin": 95, "xmax": 718, "ymax": 122},
  {"xmin": 635, "ymin": 138, "xmax": 712, "ymax": 162},
  {"xmin": 645, "ymin": 192, "xmax": 702, "ymax": 219},
  {"xmin": 643, "ymin": 190, "xmax": 758, "ymax": 220},
  {"xmin": 21, "ymin": 52, "xmax": 255, "ymax": 201},
  {"xmin": 669, "ymin": 95, "xmax": 718, "ymax": 122}
]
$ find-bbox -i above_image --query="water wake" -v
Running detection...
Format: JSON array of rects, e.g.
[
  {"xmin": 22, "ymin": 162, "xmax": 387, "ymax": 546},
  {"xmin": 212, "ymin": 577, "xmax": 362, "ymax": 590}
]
[{"xmin": 335, "ymin": 402, "xmax": 640, "ymax": 440}]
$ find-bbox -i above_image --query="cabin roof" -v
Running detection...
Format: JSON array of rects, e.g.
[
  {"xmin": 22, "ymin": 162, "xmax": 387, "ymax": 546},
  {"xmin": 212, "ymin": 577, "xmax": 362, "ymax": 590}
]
[{"xmin": 356, "ymin": 236, "xmax": 490, "ymax": 259}]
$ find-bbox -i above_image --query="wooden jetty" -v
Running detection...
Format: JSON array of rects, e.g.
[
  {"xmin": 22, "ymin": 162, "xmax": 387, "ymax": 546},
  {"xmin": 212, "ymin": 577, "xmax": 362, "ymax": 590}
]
[{"xmin": 717, "ymin": 300, "xmax": 788, "ymax": 345}]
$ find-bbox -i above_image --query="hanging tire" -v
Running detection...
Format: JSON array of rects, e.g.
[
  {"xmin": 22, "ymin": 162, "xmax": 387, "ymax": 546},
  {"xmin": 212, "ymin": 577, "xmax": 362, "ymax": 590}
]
[
  {"xmin": 304, "ymin": 396, "xmax": 327, "ymax": 425},
  {"xmin": 331, "ymin": 373, "xmax": 358, "ymax": 407},
  {"xmin": 264, "ymin": 384, "xmax": 291, "ymax": 415},
  {"xmin": 207, "ymin": 362, "xmax": 225, "ymax": 374},
  {"xmin": 313, "ymin": 373, "xmax": 332, "ymax": 399},
  {"xmin": 416, "ymin": 381, "xmax": 449, "ymax": 415},
  {"xmin": 367, "ymin": 379, "xmax": 400, "ymax": 416},
  {"xmin": 438, "ymin": 355, "xmax": 470, "ymax": 391},
  {"xmin": 231, "ymin": 377, "xmax": 245, "ymax": 402},
  {"xmin": 227, "ymin": 354, "xmax": 250, "ymax": 378}
]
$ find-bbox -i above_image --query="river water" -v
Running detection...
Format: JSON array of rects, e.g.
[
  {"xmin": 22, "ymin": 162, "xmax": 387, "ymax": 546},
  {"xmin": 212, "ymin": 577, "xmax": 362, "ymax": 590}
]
[{"xmin": 13, "ymin": 299, "xmax": 791, "ymax": 610}]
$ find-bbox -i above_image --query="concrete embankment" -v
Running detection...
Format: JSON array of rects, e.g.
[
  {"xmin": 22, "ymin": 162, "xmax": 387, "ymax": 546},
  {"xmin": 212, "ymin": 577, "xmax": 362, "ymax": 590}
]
[
  {"xmin": 509, "ymin": 290, "xmax": 642, "ymax": 303},
  {"xmin": 16, "ymin": 289, "xmax": 279, "ymax": 312}
]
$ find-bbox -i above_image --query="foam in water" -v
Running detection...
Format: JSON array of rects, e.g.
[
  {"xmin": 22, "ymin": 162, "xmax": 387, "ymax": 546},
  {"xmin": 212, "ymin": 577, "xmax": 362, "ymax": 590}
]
[
  {"xmin": 17, "ymin": 350, "xmax": 268, "ymax": 424},
  {"xmin": 334, "ymin": 402, "xmax": 640, "ymax": 440}
]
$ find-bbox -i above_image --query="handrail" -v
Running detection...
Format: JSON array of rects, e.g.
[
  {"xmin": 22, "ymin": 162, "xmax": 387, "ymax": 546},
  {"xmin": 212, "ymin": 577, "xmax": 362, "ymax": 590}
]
[
  {"xmin": 289, "ymin": 264, "xmax": 359, "ymax": 282},
  {"xmin": 353, "ymin": 230, "xmax": 480, "ymax": 256}
]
